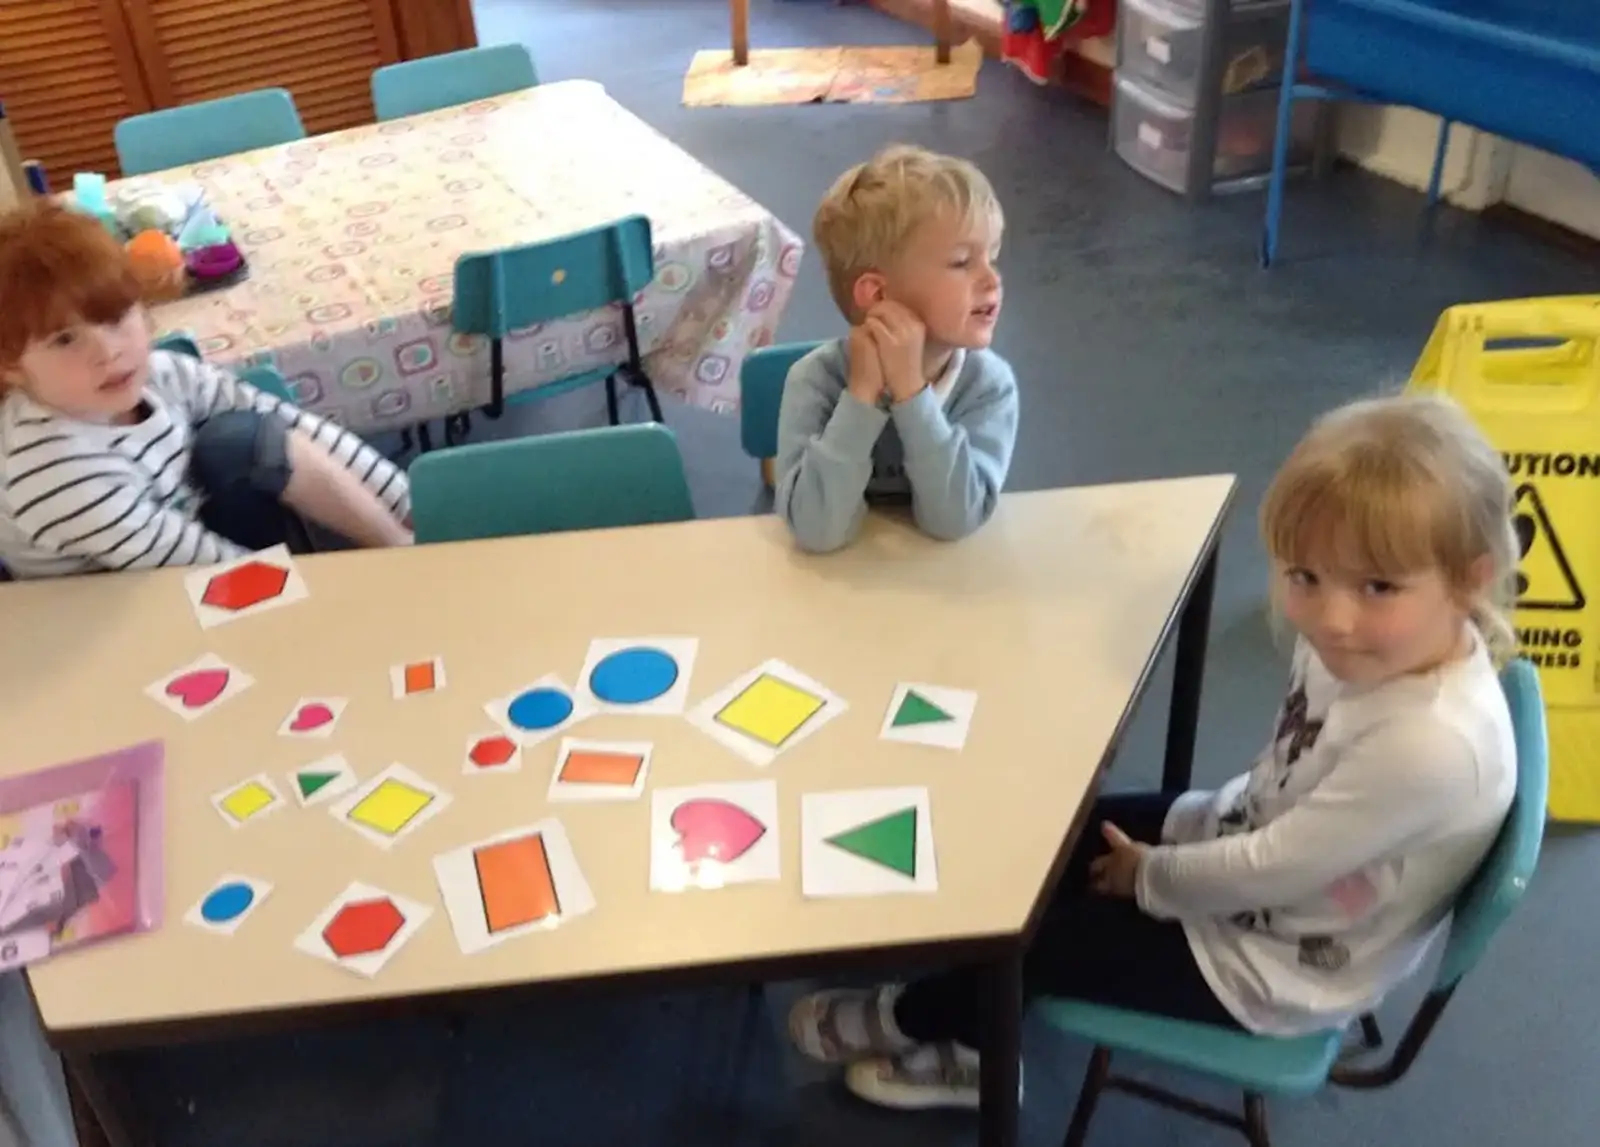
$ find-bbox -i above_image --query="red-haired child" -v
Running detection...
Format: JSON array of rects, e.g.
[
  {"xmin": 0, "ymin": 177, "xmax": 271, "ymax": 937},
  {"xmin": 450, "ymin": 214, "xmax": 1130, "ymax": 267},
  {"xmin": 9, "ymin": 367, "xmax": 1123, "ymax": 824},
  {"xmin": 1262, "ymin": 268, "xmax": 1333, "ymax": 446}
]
[{"xmin": 0, "ymin": 202, "xmax": 412, "ymax": 578}]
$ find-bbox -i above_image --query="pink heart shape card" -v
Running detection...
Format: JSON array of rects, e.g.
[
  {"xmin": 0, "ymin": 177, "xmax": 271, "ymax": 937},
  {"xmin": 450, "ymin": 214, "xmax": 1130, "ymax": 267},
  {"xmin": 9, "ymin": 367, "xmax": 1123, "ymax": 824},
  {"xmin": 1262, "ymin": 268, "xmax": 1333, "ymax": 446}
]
[
  {"xmin": 649, "ymin": 780, "xmax": 780, "ymax": 891},
  {"xmin": 144, "ymin": 654, "xmax": 254, "ymax": 722},
  {"xmin": 276, "ymin": 697, "xmax": 349, "ymax": 740}
]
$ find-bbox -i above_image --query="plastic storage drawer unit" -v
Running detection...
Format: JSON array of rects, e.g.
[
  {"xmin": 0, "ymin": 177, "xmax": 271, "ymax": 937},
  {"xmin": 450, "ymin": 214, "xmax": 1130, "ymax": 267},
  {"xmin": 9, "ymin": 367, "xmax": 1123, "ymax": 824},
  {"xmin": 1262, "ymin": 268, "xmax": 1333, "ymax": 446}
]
[
  {"xmin": 1113, "ymin": 76, "xmax": 1197, "ymax": 192},
  {"xmin": 1118, "ymin": 0, "xmax": 1208, "ymax": 103},
  {"xmin": 1115, "ymin": 75, "xmax": 1316, "ymax": 194}
]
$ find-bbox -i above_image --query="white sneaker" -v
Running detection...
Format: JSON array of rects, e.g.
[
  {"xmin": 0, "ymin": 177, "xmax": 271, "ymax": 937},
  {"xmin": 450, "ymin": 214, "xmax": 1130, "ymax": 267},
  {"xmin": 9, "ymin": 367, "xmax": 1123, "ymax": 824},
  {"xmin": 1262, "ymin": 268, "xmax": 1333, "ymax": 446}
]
[
  {"xmin": 844, "ymin": 1042, "xmax": 1023, "ymax": 1111},
  {"xmin": 788, "ymin": 985, "xmax": 915, "ymax": 1065}
]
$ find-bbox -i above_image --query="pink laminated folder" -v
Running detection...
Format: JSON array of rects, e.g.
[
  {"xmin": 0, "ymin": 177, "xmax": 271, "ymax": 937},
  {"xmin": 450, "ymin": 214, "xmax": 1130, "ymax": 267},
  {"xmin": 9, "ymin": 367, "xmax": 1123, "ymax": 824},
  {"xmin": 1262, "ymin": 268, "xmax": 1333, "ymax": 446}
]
[{"xmin": 0, "ymin": 740, "xmax": 165, "ymax": 971}]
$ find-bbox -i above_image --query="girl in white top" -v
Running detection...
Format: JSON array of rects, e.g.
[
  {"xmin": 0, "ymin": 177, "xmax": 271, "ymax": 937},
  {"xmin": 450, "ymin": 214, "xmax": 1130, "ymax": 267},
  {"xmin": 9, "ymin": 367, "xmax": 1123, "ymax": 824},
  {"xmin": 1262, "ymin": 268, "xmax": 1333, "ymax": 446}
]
[{"xmin": 787, "ymin": 393, "xmax": 1519, "ymax": 1110}]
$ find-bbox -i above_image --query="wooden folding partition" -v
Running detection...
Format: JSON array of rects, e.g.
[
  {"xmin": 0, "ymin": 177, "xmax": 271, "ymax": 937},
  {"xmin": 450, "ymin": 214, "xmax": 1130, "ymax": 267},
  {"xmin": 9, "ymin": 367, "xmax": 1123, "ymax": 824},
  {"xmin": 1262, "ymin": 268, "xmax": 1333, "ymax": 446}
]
[{"xmin": 0, "ymin": 0, "xmax": 479, "ymax": 187}]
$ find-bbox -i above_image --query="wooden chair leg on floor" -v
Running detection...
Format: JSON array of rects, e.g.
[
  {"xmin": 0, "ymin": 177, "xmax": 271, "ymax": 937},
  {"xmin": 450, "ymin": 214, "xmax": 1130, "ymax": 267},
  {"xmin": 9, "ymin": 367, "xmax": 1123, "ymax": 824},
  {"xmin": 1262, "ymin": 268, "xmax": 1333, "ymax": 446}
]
[
  {"xmin": 1060, "ymin": 1047, "xmax": 1112, "ymax": 1147},
  {"xmin": 933, "ymin": 0, "xmax": 951, "ymax": 64},
  {"xmin": 731, "ymin": 0, "xmax": 749, "ymax": 65},
  {"xmin": 759, "ymin": 457, "xmax": 775, "ymax": 488}
]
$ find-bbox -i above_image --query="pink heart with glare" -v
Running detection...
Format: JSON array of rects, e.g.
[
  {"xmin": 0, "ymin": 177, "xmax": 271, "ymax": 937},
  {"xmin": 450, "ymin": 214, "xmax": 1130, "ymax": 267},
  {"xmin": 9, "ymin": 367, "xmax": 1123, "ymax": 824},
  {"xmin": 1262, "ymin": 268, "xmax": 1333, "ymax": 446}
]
[{"xmin": 671, "ymin": 799, "xmax": 765, "ymax": 864}]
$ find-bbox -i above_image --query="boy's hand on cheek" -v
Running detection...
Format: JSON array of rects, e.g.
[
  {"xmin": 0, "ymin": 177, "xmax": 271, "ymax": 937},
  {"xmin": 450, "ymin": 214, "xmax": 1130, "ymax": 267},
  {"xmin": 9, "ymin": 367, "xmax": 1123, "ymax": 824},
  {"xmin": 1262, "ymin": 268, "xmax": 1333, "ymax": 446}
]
[
  {"xmin": 866, "ymin": 301, "xmax": 926, "ymax": 404},
  {"xmin": 846, "ymin": 324, "xmax": 886, "ymax": 406}
]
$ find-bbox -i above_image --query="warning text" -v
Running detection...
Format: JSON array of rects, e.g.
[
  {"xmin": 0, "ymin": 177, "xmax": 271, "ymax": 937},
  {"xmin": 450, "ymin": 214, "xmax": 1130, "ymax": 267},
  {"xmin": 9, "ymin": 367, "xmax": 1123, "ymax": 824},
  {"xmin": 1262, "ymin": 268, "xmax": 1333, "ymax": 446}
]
[{"xmin": 1518, "ymin": 625, "xmax": 1583, "ymax": 670}]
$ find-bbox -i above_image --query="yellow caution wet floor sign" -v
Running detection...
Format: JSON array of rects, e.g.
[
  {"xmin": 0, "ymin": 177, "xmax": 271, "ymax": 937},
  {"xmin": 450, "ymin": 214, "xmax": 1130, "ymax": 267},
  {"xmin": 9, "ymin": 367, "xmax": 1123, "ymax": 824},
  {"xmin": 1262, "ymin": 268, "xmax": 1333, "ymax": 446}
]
[{"xmin": 1409, "ymin": 295, "xmax": 1600, "ymax": 822}]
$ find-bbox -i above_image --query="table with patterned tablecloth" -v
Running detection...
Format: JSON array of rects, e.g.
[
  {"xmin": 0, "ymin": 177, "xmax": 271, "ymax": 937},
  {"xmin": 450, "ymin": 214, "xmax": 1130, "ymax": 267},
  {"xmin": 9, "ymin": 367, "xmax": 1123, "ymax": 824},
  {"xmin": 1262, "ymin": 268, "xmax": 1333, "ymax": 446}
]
[{"xmin": 127, "ymin": 80, "xmax": 804, "ymax": 434}]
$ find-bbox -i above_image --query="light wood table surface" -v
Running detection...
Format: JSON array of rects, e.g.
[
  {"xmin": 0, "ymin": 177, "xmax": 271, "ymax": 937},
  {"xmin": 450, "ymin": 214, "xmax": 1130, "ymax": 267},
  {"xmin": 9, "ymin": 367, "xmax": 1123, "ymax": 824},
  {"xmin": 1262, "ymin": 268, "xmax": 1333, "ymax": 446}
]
[{"xmin": 4, "ymin": 476, "xmax": 1235, "ymax": 1147}]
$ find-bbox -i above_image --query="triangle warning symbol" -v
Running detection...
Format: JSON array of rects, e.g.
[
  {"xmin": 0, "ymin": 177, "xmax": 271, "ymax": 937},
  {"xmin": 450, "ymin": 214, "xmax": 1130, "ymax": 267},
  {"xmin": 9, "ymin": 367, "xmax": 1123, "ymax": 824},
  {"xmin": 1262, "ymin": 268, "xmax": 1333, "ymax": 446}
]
[
  {"xmin": 297, "ymin": 771, "xmax": 339, "ymax": 799},
  {"xmin": 824, "ymin": 807, "xmax": 917, "ymax": 878},
  {"xmin": 893, "ymin": 691, "xmax": 952, "ymax": 727},
  {"xmin": 1512, "ymin": 484, "xmax": 1584, "ymax": 611}
]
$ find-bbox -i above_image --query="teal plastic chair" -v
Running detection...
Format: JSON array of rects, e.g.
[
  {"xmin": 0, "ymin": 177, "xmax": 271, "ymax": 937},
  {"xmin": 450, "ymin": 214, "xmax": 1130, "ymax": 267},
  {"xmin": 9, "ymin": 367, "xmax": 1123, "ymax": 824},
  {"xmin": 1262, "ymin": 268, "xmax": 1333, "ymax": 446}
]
[
  {"xmin": 407, "ymin": 423, "xmax": 694, "ymax": 543},
  {"xmin": 153, "ymin": 334, "xmax": 293, "ymax": 402},
  {"xmin": 152, "ymin": 332, "xmax": 201, "ymax": 360},
  {"xmin": 115, "ymin": 89, "xmax": 305, "ymax": 176},
  {"xmin": 236, "ymin": 365, "xmax": 294, "ymax": 403},
  {"xmin": 1041, "ymin": 657, "xmax": 1549, "ymax": 1147},
  {"xmin": 739, "ymin": 340, "xmax": 820, "ymax": 487},
  {"xmin": 371, "ymin": 44, "xmax": 538, "ymax": 121},
  {"xmin": 453, "ymin": 214, "xmax": 662, "ymax": 431}
]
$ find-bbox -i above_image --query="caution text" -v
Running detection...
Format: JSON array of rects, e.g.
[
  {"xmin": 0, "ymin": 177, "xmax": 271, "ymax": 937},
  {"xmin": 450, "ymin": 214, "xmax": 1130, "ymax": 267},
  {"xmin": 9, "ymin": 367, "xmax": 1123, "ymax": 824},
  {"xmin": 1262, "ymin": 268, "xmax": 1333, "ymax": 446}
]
[{"xmin": 1504, "ymin": 452, "xmax": 1600, "ymax": 479}]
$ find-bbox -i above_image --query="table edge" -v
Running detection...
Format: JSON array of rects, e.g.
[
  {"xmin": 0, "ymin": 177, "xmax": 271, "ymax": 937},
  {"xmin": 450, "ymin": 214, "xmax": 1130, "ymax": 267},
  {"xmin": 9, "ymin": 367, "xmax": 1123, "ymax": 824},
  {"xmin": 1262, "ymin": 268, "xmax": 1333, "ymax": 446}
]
[{"xmin": 1013, "ymin": 474, "xmax": 1239, "ymax": 941}]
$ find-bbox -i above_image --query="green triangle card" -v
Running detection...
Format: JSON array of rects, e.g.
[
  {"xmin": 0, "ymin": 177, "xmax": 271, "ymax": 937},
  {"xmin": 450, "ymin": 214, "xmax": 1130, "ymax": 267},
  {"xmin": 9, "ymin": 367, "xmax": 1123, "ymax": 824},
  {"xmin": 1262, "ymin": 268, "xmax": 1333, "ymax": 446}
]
[{"xmin": 880, "ymin": 683, "xmax": 977, "ymax": 750}]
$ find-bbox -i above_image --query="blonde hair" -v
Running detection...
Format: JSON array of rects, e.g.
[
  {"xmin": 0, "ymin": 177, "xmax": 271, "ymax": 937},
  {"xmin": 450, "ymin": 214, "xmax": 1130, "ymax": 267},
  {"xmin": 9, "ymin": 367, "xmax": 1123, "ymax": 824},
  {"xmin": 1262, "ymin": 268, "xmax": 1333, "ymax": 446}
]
[
  {"xmin": 1260, "ymin": 393, "xmax": 1518, "ymax": 665},
  {"xmin": 813, "ymin": 144, "xmax": 1003, "ymax": 321}
]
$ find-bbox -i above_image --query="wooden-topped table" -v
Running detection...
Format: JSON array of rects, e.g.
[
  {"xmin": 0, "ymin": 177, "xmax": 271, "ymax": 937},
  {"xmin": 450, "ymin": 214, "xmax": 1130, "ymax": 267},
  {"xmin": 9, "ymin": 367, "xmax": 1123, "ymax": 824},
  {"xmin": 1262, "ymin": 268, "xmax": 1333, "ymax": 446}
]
[{"xmin": 3, "ymin": 476, "xmax": 1235, "ymax": 1147}]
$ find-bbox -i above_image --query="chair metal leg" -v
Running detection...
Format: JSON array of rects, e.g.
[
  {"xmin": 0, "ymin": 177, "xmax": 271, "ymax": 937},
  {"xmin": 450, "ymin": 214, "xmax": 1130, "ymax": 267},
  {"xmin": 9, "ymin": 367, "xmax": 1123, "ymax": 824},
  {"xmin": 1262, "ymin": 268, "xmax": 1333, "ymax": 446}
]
[
  {"xmin": 417, "ymin": 422, "xmax": 434, "ymax": 453},
  {"xmin": 1260, "ymin": 0, "xmax": 1307, "ymax": 268},
  {"xmin": 619, "ymin": 302, "xmax": 660, "ymax": 422},
  {"xmin": 1358, "ymin": 1012, "xmax": 1384, "ymax": 1050},
  {"xmin": 1243, "ymin": 1093, "xmax": 1272, "ymax": 1147},
  {"xmin": 641, "ymin": 376, "xmax": 664, "ymax": 422},
  {"xmin": 444, "ymin": 413, "xmax": 471, "ymax": 447},
  {"xmin": 485, "ymin": 338, "xmax": 506, "ymax": 420},
  {"xmin": 1426, "ymin": 118, "xmax": 1451, "ymax": 206},
  {"xmin": 604, "ymin": 372, "xmax": 621, "ymax": 425},
  {"xmin": 1060, "ymin": 1047, "xmax": 1112, "ymax": 1147}
]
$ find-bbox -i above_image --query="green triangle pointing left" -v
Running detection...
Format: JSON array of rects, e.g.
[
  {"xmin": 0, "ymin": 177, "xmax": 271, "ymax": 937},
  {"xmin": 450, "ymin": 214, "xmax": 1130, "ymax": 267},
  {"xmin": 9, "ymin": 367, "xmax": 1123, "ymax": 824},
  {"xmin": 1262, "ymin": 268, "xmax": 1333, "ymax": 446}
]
[
  {"xmin": 297, "ymin": 771, "xmax": 338, "ymax": 799},
  {"xmin": 825, "ymin": 807, "xmax": 917, "ymax": 878},
  {"xmin": 894, "ymin": 690, "xmax": 952, "ymax": 727}
]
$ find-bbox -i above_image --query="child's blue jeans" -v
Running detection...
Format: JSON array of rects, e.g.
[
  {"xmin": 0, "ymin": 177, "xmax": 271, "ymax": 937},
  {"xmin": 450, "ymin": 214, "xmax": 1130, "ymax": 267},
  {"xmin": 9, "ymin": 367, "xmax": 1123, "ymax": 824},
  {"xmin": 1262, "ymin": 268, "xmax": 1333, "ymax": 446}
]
[
  {"xmin": 893, "ymin": 792, "xmax": 1243, "ymax": 1047},
  {"xmin": 190, "ymin": 411, "xmax": 315, "ymax": 553}
]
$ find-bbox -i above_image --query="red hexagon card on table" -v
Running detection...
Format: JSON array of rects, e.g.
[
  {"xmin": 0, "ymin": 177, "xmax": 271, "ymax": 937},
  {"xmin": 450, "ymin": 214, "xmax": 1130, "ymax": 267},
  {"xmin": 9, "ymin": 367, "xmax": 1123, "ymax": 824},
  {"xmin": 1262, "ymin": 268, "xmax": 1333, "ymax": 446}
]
[
  {"xmin": 293, "ymin": 880, "xmax": 432, "ymax": 977},
  {"xmin": 182, "ymin": 544, "xmax": 309, "ymax": 630}
]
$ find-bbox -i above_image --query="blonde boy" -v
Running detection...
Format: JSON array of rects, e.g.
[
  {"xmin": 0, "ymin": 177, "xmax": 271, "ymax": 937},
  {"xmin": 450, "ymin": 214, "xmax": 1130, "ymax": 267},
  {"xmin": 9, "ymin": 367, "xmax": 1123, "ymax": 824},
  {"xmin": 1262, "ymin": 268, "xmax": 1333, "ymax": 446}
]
[{"xmin": 774, "ymin": 145, "xmax": 1020, "ymax": 553}]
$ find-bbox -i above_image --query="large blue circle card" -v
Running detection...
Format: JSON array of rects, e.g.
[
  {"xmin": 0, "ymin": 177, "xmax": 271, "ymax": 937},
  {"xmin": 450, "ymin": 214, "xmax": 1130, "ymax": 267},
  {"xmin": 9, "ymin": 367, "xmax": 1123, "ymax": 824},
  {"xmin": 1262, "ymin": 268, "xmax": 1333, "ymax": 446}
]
[{"xmin": 578, "ymin": 637, "xmax": 700, "ymax": 714}]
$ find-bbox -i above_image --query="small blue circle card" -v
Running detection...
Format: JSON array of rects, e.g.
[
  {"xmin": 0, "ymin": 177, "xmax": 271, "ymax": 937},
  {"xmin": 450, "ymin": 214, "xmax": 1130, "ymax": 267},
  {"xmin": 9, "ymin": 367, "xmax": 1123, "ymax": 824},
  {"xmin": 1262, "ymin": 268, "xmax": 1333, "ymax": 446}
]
[
  {"xmin": 484, "ymin": 673, "xmax": 596, "ymax": 748},
  {"xmin": 576, "ymin": 637, "xmax": 699, "ymax": 716},
  {"xmin": 183, "ymin": 874, "xmax": 273, "ymax": 936}
]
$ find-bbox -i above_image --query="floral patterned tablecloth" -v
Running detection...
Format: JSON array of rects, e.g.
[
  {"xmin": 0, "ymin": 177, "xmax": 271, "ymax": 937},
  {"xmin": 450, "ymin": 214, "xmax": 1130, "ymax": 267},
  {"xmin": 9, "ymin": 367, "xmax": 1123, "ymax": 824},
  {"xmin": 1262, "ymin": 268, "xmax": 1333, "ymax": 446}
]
[{"xmin": 128, "ymin": 80, "xmax": 804, "ymax": 433}]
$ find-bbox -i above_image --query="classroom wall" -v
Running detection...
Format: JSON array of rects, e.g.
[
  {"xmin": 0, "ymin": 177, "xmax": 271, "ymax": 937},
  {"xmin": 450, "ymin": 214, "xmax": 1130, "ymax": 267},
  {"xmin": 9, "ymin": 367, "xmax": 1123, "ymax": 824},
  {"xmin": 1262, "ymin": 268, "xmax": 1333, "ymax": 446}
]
[
  {"xmin": 1335, "ymin": 105, "xmax": 1504, "ymax": 210},
  {"xmin": 1336, "ymin": 105, "xmax": 1600, "ymax": 240},
  {"xmin": 1504, "ymin": 146, "xmax": 1600, "ymax": 240}
]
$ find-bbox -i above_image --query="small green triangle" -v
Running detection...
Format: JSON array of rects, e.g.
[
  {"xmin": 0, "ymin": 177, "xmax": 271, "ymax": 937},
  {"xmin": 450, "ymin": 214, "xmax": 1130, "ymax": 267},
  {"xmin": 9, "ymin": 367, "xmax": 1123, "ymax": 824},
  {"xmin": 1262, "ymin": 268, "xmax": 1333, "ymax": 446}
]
[
  {"xmin": 893, "ymin": 691, "xmax": 952, "ymax": 727},
  {"xmin": 825, "ymin": 807, "xmax": 917, "ymax": 878},
  {"xmin": 297, "ymin": 771, "xmax": 339, "ymax": 799}
]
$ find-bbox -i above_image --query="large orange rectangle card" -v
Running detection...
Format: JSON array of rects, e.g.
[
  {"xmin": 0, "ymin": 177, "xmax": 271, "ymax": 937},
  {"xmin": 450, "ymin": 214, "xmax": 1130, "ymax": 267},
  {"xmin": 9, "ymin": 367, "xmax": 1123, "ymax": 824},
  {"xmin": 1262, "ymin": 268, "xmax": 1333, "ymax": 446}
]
[{"xmin": 473, "ymin": 834, "xmax": 558, "ymax": 933}]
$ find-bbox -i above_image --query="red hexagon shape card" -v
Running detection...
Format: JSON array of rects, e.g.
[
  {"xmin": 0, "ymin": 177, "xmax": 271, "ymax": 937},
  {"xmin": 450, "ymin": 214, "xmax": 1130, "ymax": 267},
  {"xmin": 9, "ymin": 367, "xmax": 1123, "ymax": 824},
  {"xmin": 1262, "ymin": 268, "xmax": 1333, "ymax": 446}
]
[
  {"xmin": 183, "ymin": 544, "xmax": 309, "ymax": 629},
  {"xmin": 292, "ymin": 880, "xmax": 432, "ymax": 977}
]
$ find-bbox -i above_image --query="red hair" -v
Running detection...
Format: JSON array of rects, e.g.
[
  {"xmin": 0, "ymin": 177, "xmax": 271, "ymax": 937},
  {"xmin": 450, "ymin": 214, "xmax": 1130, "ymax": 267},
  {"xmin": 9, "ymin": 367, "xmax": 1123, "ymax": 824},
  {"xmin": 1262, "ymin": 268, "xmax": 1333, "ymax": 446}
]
[{"xmin": 0, "ymin": 202, "xmax": 143, "ymax": 370}]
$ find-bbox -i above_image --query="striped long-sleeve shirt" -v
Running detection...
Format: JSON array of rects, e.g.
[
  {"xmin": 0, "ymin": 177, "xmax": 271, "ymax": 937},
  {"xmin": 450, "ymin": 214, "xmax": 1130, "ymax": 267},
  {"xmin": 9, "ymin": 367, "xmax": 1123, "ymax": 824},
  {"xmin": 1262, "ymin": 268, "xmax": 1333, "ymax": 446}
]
[{"xmin": 0, "ymin": 351, "xmax": 410, "ymax": 579}]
